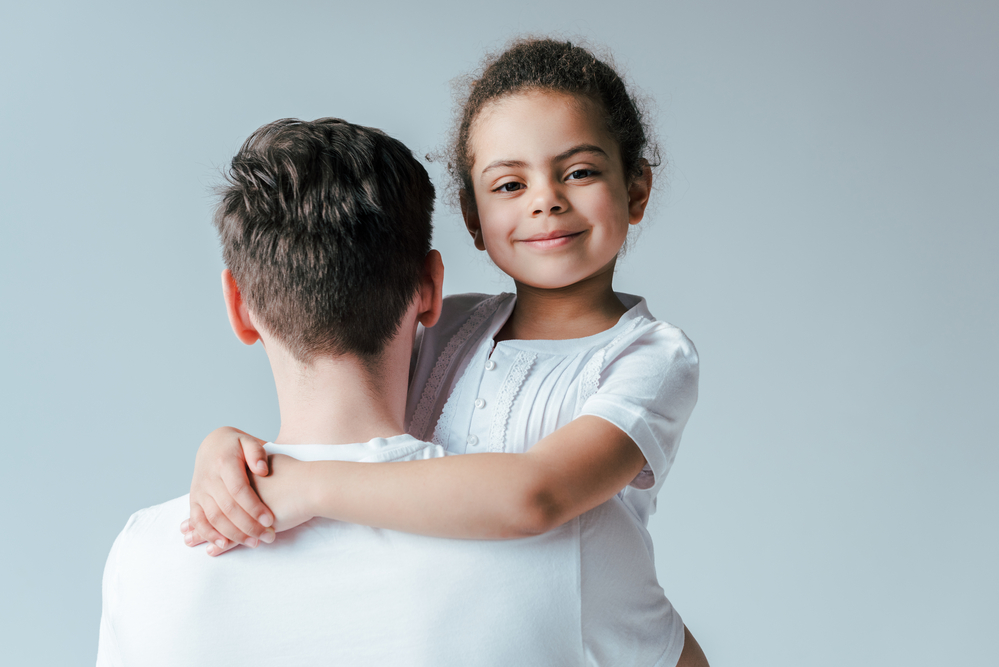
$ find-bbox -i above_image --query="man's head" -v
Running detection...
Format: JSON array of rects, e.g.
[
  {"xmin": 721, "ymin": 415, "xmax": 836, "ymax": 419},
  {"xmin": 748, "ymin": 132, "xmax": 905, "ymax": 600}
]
[{"xmin": 214, "ymin": 118, "xmax": 436, "ymax": 363}]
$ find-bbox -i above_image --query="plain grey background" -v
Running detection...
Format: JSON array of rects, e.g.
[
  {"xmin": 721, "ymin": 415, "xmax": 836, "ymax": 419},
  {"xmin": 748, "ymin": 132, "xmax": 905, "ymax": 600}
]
[{"xmin": 1, "ymin": 1, "xmax": 995, "ymax": 665}]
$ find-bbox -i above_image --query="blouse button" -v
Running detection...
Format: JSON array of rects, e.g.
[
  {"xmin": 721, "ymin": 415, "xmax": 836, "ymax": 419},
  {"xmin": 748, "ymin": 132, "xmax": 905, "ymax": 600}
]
[
  {"xmin": 467, "ymin": 434, "xmax": 479, "ymax": 446},
  {"xmin": 474, "ymin": 398, "xmax": 486, "ymax": 409},
  {"xmin": 485, "ymin": 360, "xmax": 497, "ymax": 371}
]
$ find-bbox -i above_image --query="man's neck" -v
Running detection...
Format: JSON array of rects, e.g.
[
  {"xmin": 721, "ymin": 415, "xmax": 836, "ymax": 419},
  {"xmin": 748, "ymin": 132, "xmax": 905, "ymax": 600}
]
[{"xmin": 265, "ymin": 337, "xmax": 411, "ymax": 446}]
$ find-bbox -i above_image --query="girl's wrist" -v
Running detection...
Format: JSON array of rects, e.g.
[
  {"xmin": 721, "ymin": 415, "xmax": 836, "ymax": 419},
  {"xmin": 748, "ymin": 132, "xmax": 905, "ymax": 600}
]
[{"xmin": 300, "ymin": 460, "xmax": 323, "ymax": 522}]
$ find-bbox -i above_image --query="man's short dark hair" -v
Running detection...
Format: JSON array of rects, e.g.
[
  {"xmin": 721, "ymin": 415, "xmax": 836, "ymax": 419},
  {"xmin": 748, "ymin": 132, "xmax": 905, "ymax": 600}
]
[{"xmin": 214, "ymin": 118, "xmax": 435, "ymax": 362}]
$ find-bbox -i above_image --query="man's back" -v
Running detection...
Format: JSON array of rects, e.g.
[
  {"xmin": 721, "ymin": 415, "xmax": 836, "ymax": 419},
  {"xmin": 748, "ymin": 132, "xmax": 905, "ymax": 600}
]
[{"xmin": 98, "ymin": 436, "xmax": 681, "ymax": 666}]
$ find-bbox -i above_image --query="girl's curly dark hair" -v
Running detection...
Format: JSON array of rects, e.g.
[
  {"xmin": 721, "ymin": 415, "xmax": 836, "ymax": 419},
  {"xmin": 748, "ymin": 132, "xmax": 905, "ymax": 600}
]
[{"xmin": 441, "ymin": 37, "xmax": 661, "ymax": 204}]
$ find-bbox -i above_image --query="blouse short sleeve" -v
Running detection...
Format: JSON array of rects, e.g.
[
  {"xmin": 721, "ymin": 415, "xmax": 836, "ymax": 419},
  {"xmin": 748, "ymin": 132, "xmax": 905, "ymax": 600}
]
[{"xmin": 578, "ymin": 323, "xmax": 699, "ymax": 491}]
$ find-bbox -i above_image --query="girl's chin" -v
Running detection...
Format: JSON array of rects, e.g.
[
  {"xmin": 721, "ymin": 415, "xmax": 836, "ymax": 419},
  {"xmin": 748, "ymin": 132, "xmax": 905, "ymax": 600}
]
[{"xmin": 514, "ymin": 274, "xmax": 598, "ymax": 292}]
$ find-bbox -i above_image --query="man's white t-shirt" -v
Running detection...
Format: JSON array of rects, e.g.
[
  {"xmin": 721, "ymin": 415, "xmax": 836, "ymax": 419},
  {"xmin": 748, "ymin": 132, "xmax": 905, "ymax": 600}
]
[{"xmin": 97, "ymin": 435, "xmax": 684, "ymax": 667}]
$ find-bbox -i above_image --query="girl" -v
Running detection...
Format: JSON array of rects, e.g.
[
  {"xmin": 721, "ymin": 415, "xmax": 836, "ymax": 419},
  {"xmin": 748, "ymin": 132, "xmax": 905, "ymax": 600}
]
[{"xmin": 185, "ymin": 38, "xmax": 706, "ymax": 664}]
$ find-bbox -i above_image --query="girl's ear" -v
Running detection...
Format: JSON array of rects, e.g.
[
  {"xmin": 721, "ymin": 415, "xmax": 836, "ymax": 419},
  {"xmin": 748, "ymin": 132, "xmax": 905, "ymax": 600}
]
[
  {"xmin": 627, "ymin": 160, "xmax": 653, "ymax": 225},
  {"xmin": 221, "ymin": 269, "xmax": 261, "ymax": 346},
  {"xmin": 459, "ymin": 189, "xmax": 486, "ymax": 251}
]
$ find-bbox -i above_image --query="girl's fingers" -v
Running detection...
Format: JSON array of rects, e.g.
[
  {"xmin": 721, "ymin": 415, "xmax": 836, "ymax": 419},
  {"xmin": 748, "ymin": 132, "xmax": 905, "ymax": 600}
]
[
  {"xmin": 183, "ymin": 529, "xmax": 208, "ymax": 547},
  {"xmin": 206, "ymin": 540, "xmax": 240, "ymax": 557},
  {"xmin": 189, "ymin": 501, "xmax": 230, "ymax": 548},
  {"xmin": 213, "ymin": 487, "xmax": 267, "ymax": 547},
  {"xmin": 190, "ymin": 498, "xmax": 248, "ymax": 551},
  {"xmin": 185, "ymin": 526, "xmax": 273, "ymax": 549},
  {"xmin": 220, "ymin": 457, "xmax": 273, "ymax": 530},
  {"xmin": 240, "ymin": 434, "xmax": 270, "ymax": 477}
]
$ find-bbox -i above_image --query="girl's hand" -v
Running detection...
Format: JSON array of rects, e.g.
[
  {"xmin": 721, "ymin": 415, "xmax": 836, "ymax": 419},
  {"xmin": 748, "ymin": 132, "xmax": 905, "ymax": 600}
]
[
  {"xmin": 181, "ymin": 453, "xmax": 313, "ymax": 556},
  {"xmin": 183, "ymin": 427, "xmax": 276, "ymax": 553},
  {"xmin": 250, "ymin": 454, "xmax": 316, "ymax": 532}
]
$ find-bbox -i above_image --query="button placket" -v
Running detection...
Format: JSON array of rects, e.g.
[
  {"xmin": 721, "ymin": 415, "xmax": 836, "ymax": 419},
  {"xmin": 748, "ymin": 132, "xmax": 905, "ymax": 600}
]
[{"xmin": 465, "ymin": 344, "xmax": 506, "ymax": 453}]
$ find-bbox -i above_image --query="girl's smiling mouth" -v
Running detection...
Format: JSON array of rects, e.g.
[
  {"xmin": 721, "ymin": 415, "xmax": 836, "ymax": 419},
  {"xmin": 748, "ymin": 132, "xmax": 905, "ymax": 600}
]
[{"xmin": 519, "ymin": 230, "xmax": 585, "ymax": 249}]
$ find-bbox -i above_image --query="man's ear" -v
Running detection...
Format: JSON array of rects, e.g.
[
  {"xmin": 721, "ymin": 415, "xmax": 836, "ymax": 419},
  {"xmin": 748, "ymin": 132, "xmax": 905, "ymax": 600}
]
[
  {"xmin": 221, "ymin": 269, "xmax": 261, "ymax": 346},
  {"xmin": 627, "ymin": 160, "xmax": 653, "ymax": 225},
  {"xmin": 417, "ymin": 250, "xmax": 445, "ymax": 328},
  {"xmin": 459, "ymin": 190, "xmax": 486, "ymax": 251}
]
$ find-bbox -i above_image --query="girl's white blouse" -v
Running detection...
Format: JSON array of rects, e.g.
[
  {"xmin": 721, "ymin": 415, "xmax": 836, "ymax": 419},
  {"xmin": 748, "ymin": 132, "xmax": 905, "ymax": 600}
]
[{"xmin": 405, "ymin": 292, "xmax": 699, "ymax": 530}]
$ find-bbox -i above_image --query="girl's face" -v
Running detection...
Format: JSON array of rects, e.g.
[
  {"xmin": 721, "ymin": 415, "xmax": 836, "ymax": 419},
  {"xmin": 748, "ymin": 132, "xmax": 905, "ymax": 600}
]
[{"xmin": 464, "ymin": 91, "xmax": 650, "ymax": 291}]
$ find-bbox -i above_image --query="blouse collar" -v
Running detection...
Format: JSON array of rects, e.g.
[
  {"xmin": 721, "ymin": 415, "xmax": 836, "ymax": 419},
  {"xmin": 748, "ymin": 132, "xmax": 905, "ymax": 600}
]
[{"xmin": 485, "ymin": 292, "xmax": 652, "ymax": 354}]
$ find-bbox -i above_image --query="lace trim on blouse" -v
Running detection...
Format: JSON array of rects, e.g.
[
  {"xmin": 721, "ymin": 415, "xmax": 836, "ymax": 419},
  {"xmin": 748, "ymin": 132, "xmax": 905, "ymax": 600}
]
[
  {"xmin": 577, "ymin": 316, "xmax": 645, "ymax": 405},
  {"xmin": 431, "ymin": 395, "xmax": 456, "ymax": 447},
  {"xmin": 577, "ymin": 317, "xmax": 656, "ymax": 489},
  {"xmin": 488, "ymin": 351, "xmax": 537, "ymax": 453},
  {"xmin": 410, "ymin": 295, "xmax": 504, "ymax": 441}
]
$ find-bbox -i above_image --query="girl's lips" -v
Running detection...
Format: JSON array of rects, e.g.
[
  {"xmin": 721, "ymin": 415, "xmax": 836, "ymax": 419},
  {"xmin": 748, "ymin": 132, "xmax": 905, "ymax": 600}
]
[{"xmin": 519, "ymin": 230, "xmax": 584, "ymax": 249}]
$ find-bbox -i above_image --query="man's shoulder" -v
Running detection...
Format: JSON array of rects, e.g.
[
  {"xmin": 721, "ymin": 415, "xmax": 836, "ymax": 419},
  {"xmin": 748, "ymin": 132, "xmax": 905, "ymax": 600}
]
[
  {"xmin": 266, "ymin": 435, "xmax": 446, "ymax": 464},
  {"xmin": 109, "ymin": 495, "xmax": 193, "ymax": 574},
  {"xmin": 371, "ymin": 434, "xmax": 447, "ymax": 462},
  {"xmin": 119, "ymin": 495, "xmax": 190, "ymax": 540}
]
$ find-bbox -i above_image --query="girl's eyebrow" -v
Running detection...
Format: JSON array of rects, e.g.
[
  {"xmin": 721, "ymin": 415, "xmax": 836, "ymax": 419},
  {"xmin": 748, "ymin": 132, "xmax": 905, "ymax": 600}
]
[
  {"xmin": 480, "ymin": 159, "xmax": 528, "ymax": 177},
  {"xmin": 480, "ymin": 144, "xmax": 608, "ymax": 178},
  {"xmin": 553, "ymin": 144, "xmax": 608, "ymax": 163}
]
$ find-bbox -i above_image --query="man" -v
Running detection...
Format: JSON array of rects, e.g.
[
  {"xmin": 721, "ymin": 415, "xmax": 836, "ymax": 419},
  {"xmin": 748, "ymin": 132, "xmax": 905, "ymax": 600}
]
[{"xmin": 97, "ymin": 118, "xmax": 690, "ymax": 666}]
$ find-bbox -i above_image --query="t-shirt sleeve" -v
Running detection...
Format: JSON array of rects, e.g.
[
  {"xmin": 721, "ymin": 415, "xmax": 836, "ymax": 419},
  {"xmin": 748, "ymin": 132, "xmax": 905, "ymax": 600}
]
[{"xmin": 578, "ymin": 324, "xmax": 699, "ymax": 490}]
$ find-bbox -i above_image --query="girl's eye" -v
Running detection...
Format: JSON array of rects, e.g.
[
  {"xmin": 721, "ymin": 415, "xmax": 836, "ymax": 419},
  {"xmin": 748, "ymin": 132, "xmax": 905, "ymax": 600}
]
[
  {"xmin": 496, "ymin": 182, "xmax": 523, "ymax": 193},
  {"xmin": 567, "ymin": 169, "xmax": 596, "ymax": 180}
]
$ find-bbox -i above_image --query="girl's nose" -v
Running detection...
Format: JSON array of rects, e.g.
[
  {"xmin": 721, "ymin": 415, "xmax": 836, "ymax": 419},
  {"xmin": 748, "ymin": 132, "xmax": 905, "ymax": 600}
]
[
  {"xmin": 531, "ymin": 182, "xmax": 567, "ymax": 216},
  {"xmin": 533, "ymin": 203, "xmax": 562, "ymax": 215}
]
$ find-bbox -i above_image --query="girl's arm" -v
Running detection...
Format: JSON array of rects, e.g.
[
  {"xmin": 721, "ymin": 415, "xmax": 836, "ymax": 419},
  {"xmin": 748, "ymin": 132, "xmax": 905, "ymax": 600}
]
[
  {"xmin": 184, "ymin": 416, "xmax": 645, "ymax": 551},
  {"xmin": 184, "ymin": 326, "xmax": 697, "ymax": 551},
  {"xmin": 300, "ymin": 416, "xmax": 644, "ymax": 538}
]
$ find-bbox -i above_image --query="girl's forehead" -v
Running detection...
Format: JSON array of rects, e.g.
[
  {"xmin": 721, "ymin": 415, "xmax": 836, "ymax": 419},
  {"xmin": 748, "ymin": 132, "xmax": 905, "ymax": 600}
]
[{"xmin": 469, "ymin": 91, "xmax": 618, "ymax": 168}]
